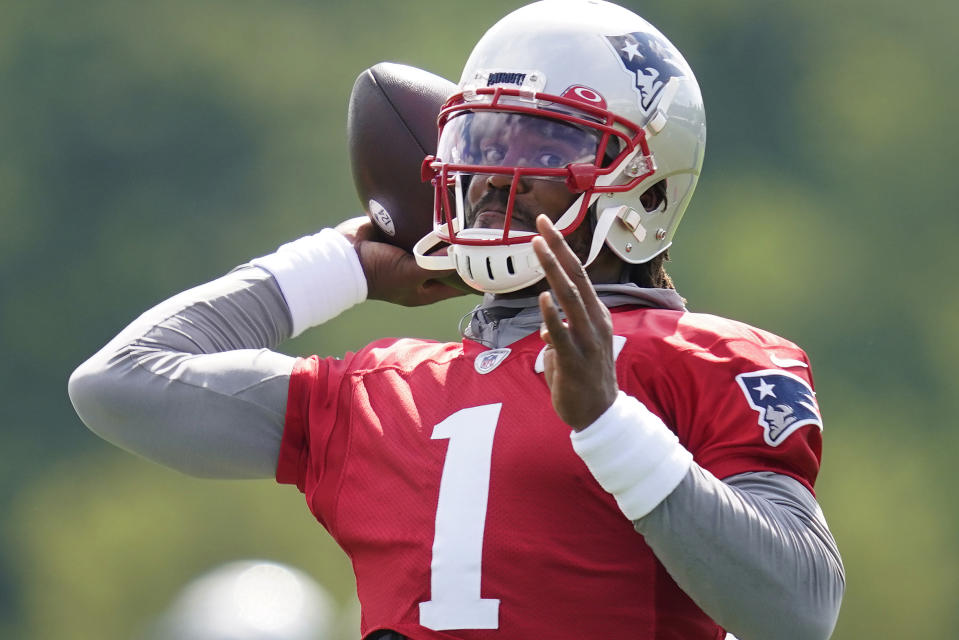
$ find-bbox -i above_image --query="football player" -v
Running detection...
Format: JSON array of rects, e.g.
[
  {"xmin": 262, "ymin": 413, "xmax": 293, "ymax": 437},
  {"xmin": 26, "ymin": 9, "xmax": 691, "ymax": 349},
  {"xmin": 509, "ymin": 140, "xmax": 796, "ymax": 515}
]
[{"xmin": 69, "ymin": 1, "xmax": 844, "ymax": 638}]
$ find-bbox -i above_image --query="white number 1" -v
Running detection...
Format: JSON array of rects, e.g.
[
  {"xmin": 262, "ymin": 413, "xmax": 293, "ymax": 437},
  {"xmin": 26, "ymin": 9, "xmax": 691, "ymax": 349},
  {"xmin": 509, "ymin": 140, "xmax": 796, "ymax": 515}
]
[{"xmin": 418, "ymin": 404, "xmax": 502, "ymax": 630}]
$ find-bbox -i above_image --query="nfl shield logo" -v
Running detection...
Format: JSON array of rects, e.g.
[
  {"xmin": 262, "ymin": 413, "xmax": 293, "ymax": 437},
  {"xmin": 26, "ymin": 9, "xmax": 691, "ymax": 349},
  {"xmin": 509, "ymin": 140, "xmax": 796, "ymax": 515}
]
[{"xmin": 474, "ymin": 348, "xmax": 511, "ymax": 374}]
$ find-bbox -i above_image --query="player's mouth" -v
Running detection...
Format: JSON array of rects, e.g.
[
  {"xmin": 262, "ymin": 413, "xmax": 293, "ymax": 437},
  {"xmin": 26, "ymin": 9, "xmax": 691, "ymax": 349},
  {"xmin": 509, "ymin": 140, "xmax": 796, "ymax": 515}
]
[
  {"xmin": 472, "ymin": 210, "xmax": 507, "ymax": 229},
  {"xmin": 470, "ymin": 209, "xmax": 536, "ymax": 232}
]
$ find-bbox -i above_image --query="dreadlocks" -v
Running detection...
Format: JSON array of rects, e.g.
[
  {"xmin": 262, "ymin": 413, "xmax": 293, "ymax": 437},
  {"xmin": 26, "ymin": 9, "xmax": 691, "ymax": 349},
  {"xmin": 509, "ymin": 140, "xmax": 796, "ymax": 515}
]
[{"xmin": 627, "ymin": 251, "xmax": 675, "ymax": 290}]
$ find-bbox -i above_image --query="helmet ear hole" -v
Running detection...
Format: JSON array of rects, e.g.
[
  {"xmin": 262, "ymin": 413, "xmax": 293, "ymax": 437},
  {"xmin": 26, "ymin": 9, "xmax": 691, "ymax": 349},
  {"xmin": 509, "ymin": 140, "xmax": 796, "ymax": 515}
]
[{"xmin": 640, "ymin": 180, "xmax": 668, "ymax": 212}]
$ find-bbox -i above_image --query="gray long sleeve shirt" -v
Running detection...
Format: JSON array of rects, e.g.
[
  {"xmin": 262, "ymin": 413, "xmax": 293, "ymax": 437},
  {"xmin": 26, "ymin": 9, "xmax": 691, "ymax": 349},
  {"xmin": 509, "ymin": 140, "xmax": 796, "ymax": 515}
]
[{"xmin": 69, "ymin": 265, "xmax": 844, "ymax": 639}]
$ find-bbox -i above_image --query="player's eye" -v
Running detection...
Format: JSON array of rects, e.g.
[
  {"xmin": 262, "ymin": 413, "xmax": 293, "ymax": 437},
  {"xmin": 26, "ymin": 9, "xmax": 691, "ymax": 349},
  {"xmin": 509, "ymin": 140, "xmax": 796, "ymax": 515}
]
[
  {"xmin": 536, "ymin": 152, "xmax": 566, "ymax": 168},
  {"xmin": 481, "ymin": 145, "xmax": 506, "ymax": 165}
]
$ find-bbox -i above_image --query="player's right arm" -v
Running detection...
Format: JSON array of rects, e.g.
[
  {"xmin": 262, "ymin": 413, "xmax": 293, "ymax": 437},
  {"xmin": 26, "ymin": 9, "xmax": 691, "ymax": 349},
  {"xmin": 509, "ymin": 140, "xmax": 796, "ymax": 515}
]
[{"xmin": 68, "ymin": 220, "xmax": 461, "ymax": 478}]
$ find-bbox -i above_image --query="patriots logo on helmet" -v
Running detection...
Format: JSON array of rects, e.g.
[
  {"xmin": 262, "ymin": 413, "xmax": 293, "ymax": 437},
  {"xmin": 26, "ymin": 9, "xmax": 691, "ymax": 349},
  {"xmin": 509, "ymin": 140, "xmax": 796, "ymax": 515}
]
[
  {"xmin": 606, "ymin": 31, "xmax": 685, "ymax": 113},
  {"xmin": 735, "ymin": 369, "xmax": 823, "ymax": 446}
]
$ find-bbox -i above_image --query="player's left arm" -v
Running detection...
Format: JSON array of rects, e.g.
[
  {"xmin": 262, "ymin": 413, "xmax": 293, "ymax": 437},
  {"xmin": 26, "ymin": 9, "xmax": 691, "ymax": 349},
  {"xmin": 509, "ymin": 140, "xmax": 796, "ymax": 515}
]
[
  {"xmin": 637, "ymin": 467, "xmax": 844, "ymax": 640},
  {"xmin": 532, "ymin": 216, "xmax": 844, "ymax": 640}
]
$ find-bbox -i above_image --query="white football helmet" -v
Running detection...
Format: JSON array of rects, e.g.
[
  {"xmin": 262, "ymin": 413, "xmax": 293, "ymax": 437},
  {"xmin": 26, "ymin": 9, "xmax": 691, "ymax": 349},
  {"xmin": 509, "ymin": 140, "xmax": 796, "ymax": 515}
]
[{"xmin": 414, "ymin": 0, "xmax": 706, "ymax": 294}]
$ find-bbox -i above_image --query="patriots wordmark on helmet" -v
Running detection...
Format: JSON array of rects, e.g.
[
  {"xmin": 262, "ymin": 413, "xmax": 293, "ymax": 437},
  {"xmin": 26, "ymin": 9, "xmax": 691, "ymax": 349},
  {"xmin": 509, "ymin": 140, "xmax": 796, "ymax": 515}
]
[
  {"xmin": 486, "ymin": 72, "xmax": 527, "ymax": 87},
  {"xmin": 606, "ymin": 31, "xmax": 686, "ymax": 113},
  {"xmin": 735, "ymin": 370, "xmax": 823, "ymax": 447}
]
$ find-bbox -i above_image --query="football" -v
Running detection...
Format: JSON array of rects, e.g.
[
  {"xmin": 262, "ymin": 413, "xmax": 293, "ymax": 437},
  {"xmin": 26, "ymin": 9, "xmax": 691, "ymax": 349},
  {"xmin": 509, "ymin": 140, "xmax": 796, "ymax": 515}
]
[{"xmin": 347, "ymin": 62, "xmax": 456, "ymax": 252}]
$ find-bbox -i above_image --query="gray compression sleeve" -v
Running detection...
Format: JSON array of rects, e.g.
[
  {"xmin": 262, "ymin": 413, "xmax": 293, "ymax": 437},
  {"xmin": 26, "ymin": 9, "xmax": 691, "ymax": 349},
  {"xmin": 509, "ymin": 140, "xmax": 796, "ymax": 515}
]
[
  {"xmin": 68, "ymin": 266, "xmax": 296, "ymax": 478},
  {"xmin": 69, "ymin": 265, "xmax": 844, "ymax": 636},
  {"xmin": 636, "ymin": 466, "xmax": 845, "ymax": 640}
]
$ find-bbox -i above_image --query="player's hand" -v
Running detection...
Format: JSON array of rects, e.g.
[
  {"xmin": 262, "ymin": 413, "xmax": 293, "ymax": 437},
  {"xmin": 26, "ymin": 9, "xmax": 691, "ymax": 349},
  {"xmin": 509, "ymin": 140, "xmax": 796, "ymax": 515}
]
[
  {"xmin": 336, "ymin": 217, "xmax": 467, "ymax": 307},
  {"xmin": 532, "ymin": 215, "xmax": 618, "ymax": 431}
]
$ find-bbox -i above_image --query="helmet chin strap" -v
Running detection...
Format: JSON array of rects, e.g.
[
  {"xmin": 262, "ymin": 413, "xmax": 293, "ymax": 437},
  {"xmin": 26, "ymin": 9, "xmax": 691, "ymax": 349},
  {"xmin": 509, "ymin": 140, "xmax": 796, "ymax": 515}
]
[
  {"xmin": 571, "ymin": 138, "xmax": 651, "ymax": 269},
  {"xmin": 582, "ymin": 205, "xmax": 622, "ymax": 268}
]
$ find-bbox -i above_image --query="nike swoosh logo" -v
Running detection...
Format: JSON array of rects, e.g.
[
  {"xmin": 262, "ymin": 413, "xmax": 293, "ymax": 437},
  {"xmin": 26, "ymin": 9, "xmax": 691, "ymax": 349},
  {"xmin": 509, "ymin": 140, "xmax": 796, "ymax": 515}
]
[{"xmin": 770, "ymin": 354, "xmax": 808, "ymax": 369}]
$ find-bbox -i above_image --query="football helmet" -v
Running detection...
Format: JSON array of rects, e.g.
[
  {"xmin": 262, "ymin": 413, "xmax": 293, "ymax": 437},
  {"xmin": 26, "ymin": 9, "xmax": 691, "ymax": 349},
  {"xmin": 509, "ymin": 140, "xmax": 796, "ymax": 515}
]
[{"xmin": 414, "ymin": 0, "xmax": 706, "ymax": 294}]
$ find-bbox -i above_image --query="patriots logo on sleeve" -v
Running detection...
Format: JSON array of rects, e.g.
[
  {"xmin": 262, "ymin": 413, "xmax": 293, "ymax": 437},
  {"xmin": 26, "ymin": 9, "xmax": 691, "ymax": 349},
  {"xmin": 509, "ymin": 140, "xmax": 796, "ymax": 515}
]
[
  {"xmin": 605, "ymin": 31, "xmax": 685, "ymax": 113},
  {"xmin": 735, "ymin": 369, "xmax": 823, "ymax": 446}
]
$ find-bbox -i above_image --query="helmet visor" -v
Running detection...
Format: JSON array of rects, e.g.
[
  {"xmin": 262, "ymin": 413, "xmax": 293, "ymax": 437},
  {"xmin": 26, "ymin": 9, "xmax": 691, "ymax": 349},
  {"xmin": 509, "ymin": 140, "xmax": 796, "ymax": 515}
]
[{"xmin": 437, "ymin": 111, "xmax": 601, "ymax": 169}]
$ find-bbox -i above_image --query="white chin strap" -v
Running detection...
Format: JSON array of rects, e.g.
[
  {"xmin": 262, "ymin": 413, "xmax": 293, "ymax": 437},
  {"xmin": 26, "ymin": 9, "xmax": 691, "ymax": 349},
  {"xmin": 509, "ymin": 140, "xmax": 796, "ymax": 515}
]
[
  {"xmin": 413, "ymin": 203, "xmax": 622, "ymax": 295},
  {"xmin": 452, "ymin": 230, "xmax": 542, "ymax": 294},
  {"xmin": 413, "ymin": 207, "xmax": 619, "ymax": 293},
  {"xmin": 414, "ymin": 227, "xmax": 544, "ymax": 294}
]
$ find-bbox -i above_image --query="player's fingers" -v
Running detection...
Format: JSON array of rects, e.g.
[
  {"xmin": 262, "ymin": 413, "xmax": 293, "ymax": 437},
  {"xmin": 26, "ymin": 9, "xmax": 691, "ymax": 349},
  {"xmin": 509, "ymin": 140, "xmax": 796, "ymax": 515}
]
[
  {"xmin": 535, "ymin": 216, "xmax": 606, "ymax": 327},
  {"xmin": 539, "ymin": 321, "xmax": 553, "ymax": 346},
  {"xmin": 542, "ymin": 346, "xmax": 557, "ymax": 388},
  {"xmin": 532, "ymin": 233, "xmax": 592, "ymax": 334},
  {"xmin": 538, "ymin": 291, "xmax": 575, "ymax": 353},
  {"xmin": 334, "ymin": 216, "xmax": 377, "ymax": 243}
]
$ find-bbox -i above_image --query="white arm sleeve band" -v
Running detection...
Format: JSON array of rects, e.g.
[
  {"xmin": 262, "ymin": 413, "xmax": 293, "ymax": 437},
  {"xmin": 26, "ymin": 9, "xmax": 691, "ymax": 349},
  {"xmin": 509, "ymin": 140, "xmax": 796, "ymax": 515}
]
[
  {"xmin": 572, "ymin": 393, "xmax": 844, "ymax": 639},
  {"xmin": 570, "ymin": 391, "xmax": 694, "ymax": 520},
  {"xmin": 250, "ymin": 228, "xmax": 367, "ymax": 337}
]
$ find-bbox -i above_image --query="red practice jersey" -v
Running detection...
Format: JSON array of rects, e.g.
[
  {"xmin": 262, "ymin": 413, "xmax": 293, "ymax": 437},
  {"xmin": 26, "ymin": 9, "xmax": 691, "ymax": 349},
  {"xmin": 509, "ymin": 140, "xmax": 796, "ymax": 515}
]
[{"xmin": 276, "ymin": 306, "xmax": 823, "ymax": 639}]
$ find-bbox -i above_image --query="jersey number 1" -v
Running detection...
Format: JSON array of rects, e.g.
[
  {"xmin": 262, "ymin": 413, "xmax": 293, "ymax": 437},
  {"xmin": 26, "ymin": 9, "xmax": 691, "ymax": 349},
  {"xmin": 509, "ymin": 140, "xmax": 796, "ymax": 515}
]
[{"xmin": 418, "ymin": 404, "xmax": 502, "ymax": 631}]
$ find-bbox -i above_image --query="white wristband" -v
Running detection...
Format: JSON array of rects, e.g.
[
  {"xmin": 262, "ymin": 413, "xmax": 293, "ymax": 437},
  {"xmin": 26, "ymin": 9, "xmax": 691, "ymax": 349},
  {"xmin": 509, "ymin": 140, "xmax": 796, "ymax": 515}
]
[
  {"xmin": 571, "ymin": 391, "xmax": 693, "ymax": 520},
  {"xmin": 250, "ymin": 229, "xmax": 368, "ymax": 337}
]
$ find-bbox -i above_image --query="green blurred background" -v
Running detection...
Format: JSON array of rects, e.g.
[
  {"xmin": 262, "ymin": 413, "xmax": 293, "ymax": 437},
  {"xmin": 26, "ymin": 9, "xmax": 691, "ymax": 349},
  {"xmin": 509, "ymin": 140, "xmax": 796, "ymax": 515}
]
[{"xmin": 2, "ymin": 0, "xmax": 957, "ymax": 637}]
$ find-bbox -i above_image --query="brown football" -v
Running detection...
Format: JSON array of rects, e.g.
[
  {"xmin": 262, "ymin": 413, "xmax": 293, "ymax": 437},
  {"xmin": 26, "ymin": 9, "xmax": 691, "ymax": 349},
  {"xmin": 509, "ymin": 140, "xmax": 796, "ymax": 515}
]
[{"xmin": 347, "ymin": 62, "xmax": 456, "ymax": 252}]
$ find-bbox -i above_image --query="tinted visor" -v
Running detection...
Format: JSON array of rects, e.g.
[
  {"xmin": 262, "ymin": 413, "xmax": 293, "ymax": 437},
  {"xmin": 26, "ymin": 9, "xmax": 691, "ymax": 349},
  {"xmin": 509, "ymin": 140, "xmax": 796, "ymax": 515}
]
[{"xmin": 437, "ymin": 111, "xmax": 601, "ymax": 170}]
